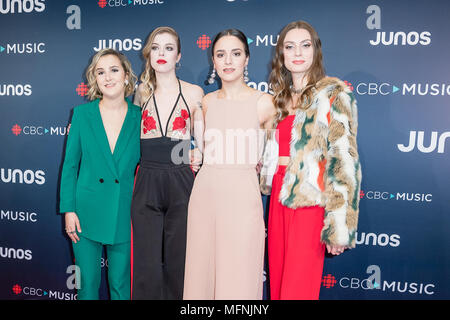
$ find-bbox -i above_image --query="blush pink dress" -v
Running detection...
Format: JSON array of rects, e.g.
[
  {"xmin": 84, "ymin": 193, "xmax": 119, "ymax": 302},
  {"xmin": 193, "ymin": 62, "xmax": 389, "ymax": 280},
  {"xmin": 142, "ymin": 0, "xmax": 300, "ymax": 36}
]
[{"xmin": 183, "ymin": 91, "xmax": 265, "ymax": 300}]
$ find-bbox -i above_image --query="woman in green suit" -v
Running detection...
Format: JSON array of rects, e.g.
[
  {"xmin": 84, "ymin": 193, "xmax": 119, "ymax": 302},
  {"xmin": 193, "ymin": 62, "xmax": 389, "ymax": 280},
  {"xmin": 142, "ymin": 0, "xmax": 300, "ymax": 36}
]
[{"xmin": 60, "ymin": 48, "xmax": 140, "ymax": 300}]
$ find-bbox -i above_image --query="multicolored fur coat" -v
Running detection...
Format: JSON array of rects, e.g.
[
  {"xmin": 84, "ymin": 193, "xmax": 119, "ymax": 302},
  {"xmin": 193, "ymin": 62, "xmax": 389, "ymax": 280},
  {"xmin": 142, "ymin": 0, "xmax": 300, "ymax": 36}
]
[{"xmin": 260, "ymin": 77, "xmax": 362, "ymax": 248}]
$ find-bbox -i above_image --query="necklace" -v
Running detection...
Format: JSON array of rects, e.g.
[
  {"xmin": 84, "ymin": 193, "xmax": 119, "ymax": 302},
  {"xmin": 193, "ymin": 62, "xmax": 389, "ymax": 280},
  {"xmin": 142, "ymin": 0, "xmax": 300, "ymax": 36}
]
[{"xmin": 289, "ymin": 85, "xmax": 304, "ymax": 95}]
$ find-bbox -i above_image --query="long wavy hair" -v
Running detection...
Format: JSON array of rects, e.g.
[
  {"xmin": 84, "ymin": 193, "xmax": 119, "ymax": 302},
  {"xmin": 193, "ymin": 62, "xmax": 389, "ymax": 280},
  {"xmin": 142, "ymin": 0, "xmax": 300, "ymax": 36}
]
[
  {"xmin": 269, "ymin": 21, "xmax": 326, "ymax": 123},
  {"xmin": 85, "ymin": 48, "xmax": 137, "ymax": 101},
  {"xmin": 140, "ymin": 26, "xmax": 181, "ymax": 103}
]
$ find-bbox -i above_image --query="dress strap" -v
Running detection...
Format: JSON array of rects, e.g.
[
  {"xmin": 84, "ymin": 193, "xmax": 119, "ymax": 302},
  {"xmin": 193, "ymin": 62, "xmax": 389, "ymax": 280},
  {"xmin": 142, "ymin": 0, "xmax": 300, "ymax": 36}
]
[
  {"xmin": 142, "ymin": 94, "xmax": 152, "ymax": 113},
  {"xmin": 178, "ymin": 78, "xmax": 191, "ymax": 118}
]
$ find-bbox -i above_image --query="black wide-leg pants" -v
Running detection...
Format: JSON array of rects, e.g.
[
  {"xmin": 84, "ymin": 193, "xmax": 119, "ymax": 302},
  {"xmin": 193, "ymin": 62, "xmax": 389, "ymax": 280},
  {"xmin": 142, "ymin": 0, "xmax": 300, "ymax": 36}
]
[{"xmin": 131, "ymin": 161, "xmax": 194, "ymax": 300}]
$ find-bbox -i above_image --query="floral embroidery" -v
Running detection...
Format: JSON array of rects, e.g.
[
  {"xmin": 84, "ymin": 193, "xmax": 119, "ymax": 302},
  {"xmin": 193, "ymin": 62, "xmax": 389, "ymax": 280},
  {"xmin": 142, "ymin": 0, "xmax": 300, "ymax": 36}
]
[
  {"xmin": 172, "ymin": 108, "xmax": 189, "ymax": 135},
  {"xmin": 181, "ymin": 109, "xmax": 189, "ymax": 120},
  {"xmin": 142, "ymin": 110, "xmax": 157, "ymax": 134},
  {"xmin": 172, "ymin": 117, "xmax": 187, "ymax": 134}
]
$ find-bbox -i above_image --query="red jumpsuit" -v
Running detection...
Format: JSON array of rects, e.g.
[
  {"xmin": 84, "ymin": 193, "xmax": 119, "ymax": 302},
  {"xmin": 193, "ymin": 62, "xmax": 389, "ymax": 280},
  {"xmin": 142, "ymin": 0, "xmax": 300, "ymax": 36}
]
[{"xmin": 268, "ymin": 115, "xmax": 325, "ymax": 300}]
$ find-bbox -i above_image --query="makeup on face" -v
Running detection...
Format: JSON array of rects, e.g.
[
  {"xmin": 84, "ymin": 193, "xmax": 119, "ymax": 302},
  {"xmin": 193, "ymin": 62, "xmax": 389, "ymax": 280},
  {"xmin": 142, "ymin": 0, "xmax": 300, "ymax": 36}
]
[
  {"xmin": 150, "ymin": 33, "xmax": 180, "ymax": 71},
  {"xmin": 213, "ymin": 36, "xmax": 248, "ymax": 81},
  {"xmin": 282, "ymin": 28, "xmax": 314, "ymax": 75},
  {"xmin": 95, "ymin": 54, "xmax": 127, "ymax": 97}
]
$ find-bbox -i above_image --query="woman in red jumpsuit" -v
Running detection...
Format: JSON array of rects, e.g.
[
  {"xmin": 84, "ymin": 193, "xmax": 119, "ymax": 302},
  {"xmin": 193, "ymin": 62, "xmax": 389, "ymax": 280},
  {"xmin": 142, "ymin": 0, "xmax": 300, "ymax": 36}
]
[{"xmin": 262, "ymin": 20, "xmax": 362, "ymax": 300}]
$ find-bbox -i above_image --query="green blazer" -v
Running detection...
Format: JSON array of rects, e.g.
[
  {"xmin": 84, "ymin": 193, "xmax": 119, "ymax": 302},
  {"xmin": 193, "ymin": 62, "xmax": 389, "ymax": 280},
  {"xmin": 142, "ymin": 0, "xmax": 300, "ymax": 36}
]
[{"xmin": 60, "ymin": 98, "xmax": 140, "ymax": 245}]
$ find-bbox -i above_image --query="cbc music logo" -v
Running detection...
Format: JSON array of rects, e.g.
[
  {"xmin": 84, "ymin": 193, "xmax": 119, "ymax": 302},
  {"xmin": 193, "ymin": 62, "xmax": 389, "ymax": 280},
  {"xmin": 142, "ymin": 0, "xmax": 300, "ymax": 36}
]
[
  {"xmin": 322, "ymin": 265, "xmax": 436, "ymax": 296},
  {"xmin": 0, "ymin": 168, "xmax": 46, "ymax": 185},
  {"xmin": 76, "ymin": 82, "xmax": 88, "ymax": 96},
  {"xmin": 13, "ymin": 264, "xmax": 85, "ymax": 299},
  {"xmin": 398, "ymin": 131, "xmax": 449, "ymax": 154},
  {"xmin": 196, "ymin": 35, "xmax": 211, "ymax": 50},
  {"xmin": 0, "ymin": 0, "xmax": 46, "ymax": 14},
  {"xmin": 355, "ymin": 82, "xmax": 450, "ymax": 96},
  {"xmin": 98, "ymin": 0, "xmax": 164, "ymax": 9},
  {"xmin": 360, "ymin": 190, "xmax": 432, "ymax": 202},
  {"xmin": 11, "ymin": 124, "xmax": 69, "ymax": 136},
  {"xmin": 321, "ymin": 274, "xmax": 337, "ymax": 288},
  {"xmin": 0, "ymin": 246, "xmax": 32, "ymax": 260},
  {"xmin": 1, "ymin": 209, "xmax": 38, "ymax": 223},
  {"xmin": 366, "ymin": 5, "xmax": 431, "ymax": 46},
  {"xmin": 94, "ymin": 38, "xmax": 142, "ymax": 52},
  {"xmin": 196, "ymin": 34, "xmax": 275, "ymax": 50},
  {"xmin": 247, "ymin": 34, "xmax": 278, "ymax": 47},
  {"xmin": 0, "ymin": 42, "xmax": 45, "ymax": 55},
  {"xmin": 12, "ymin": 284, "xmax": 22, "ymax": 294},
  {"xmin": 0, "ymin": 84, "xmax": 32, "ymax": 96},
  {"xmin": 11, "ymin": 283, "xmax": 77, "ymax": 300}
]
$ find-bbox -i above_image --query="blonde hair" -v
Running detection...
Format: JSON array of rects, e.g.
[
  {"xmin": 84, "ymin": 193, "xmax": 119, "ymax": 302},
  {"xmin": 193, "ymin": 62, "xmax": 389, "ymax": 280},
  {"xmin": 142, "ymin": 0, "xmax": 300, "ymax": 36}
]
[
  {"xmin": 269, "ymin": 21, "xmax": 326, "ymax": 123},
  {"xmin": 85, "ymin": 48, "xmax": 137, "ymax": 101},
  {"xmin": 140, "ymin": 26, "xmax": 181, "ymax": 102}
]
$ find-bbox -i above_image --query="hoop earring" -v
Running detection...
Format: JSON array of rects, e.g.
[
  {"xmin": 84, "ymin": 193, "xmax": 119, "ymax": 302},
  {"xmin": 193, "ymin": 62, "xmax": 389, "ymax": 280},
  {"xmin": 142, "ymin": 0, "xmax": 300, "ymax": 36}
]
[
  {"xmin": 208, "ymin": 68, "xmax": 216, "ymax": 84},
  {"xmin": 244, "ymin": 66, "xmax": 249, "ymax": 83},
  {"xmin": 124, "ymin": 79, "xmax": 129, "ymax": 86}
]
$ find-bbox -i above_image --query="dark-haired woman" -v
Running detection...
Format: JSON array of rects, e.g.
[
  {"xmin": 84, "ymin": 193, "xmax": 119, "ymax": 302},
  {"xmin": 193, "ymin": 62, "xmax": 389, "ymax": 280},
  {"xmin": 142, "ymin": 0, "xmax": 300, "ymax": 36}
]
[
  {"xmin": 183, "ymin": 29, "xmax": 275, "ymax": 300},
  {"xmin": 262, "ymin": 21, "xmax": 361, "ymax": 300}
]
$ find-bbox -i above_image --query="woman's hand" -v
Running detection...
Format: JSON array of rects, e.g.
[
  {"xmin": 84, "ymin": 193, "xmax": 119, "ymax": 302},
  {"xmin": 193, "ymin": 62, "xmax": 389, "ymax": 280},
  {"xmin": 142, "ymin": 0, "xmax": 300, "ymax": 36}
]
[
  {"xmin": 65, "ymin": 212, "xmax": 82, "ymax": 243},
  {"xmin": 190, "ymin": 148, "xmax": 202, "ymax": 172},
  {"xmin": 326, "ymin": 244, "xmax": 347, "ymax": 256}
]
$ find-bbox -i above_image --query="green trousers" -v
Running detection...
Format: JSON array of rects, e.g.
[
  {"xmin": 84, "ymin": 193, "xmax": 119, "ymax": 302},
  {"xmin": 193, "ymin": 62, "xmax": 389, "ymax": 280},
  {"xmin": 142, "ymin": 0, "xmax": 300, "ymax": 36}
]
[{"xmin": 72, "ymin": 236, "xmax": 130, "ymax": 300}]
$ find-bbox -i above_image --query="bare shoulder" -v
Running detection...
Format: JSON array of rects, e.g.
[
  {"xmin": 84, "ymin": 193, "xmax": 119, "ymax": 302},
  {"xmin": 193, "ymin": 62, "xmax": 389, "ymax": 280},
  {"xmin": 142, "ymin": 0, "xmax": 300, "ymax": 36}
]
[
  {"xmin": 257, "ymin": 91, "xmax": 274, "ymax": 105},
  {"xmin": 133, "ymin": 83, "xmax": 147, "ymax": 106},
  {"xmin": 256, "ymin": 91, "xmax": 276, "ymax": 127},
  {"xmin": 180, "ymin": 80, "xmax": 204, "ymax": 100},
  {"xmin": 179, "ymin": 80, "xmax": 204, "ymax": 112},
  {"xmin": 257, "ymin": 92, "xmax": 275, "ymax": 113},
  {"xmin": 201, "ymin": 91, "xmax": 218, "ymax": 112}
]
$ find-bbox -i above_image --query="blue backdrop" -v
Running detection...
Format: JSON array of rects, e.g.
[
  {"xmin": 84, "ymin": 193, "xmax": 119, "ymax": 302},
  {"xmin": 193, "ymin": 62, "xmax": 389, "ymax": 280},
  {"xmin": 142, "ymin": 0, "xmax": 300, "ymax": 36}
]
[{"xmin": 1, "ymin": 0, "xmax": 449, "ymax": 300}]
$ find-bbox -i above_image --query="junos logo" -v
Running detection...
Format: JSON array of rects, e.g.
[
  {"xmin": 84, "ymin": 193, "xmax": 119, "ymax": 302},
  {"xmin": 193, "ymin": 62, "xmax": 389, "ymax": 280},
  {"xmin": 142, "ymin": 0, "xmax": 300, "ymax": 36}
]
[
  {"xmin": 355, "ymin": 232, "xmax": 400, "ymax": 247},
  {"xmin": 247, "ymin": 81, "xmax": 273, "ymax": 94},
  {"xmin": 93, "ymin": 38, "xmax": 142, "ymax": 52},
  {"xmin": 0, "ymin": 0, "xmax": 45, "ymax": 14},
  {"xmin": 398, "ymin": 131, "xmax": 449, "ymax": 154},
  {"xmin": 0, "ymin": 246, "xmax": 32, "ymax": 260},
  {"xmin": 0, "ymin": 84, "xmax": 32, "ymax": 96},
  {"xmin": 0, "ymin": 168, "xmax": 46, "ymax": 185},
  {"xmin": 366, "ymin": 5, "xmax": 431, "ymax": 46}
]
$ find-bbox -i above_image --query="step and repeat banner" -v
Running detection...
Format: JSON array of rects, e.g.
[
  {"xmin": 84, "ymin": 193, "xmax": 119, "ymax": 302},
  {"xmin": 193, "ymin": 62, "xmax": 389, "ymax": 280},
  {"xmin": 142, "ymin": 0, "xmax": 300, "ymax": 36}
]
[{"xmin": 1, "ymin": 0, "xmax": 449, "ymax": 300}]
